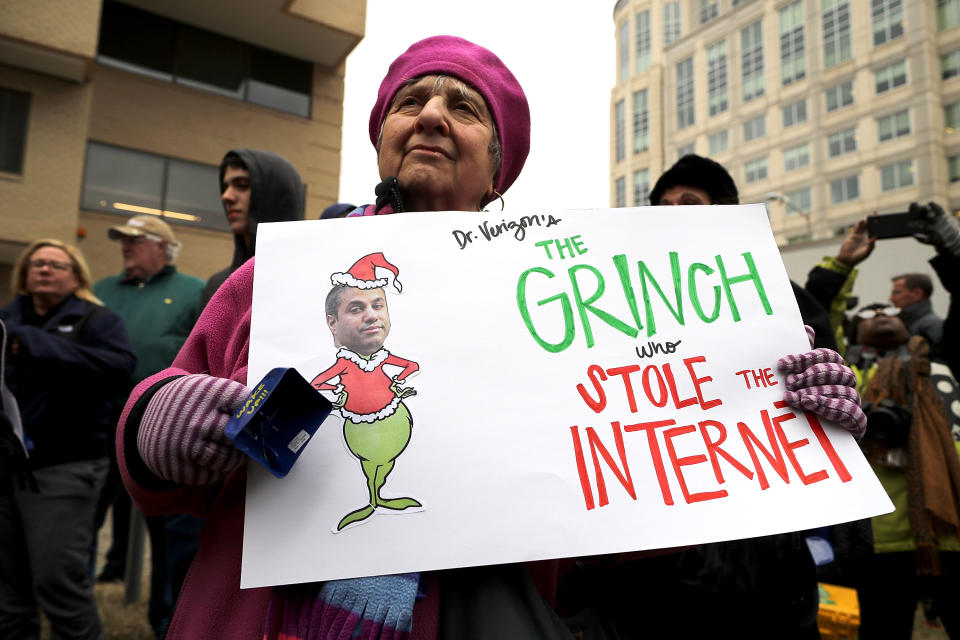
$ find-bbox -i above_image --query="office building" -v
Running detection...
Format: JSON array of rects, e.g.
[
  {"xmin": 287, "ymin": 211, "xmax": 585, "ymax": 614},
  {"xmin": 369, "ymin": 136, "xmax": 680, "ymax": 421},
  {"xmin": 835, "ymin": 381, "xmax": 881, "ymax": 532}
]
[
  {"xmin": 0, "ymin": 0, "xmax": 364, "ymax": 298},
  {"xmin": 611, "ymin": 0, "xmax": 960, "ymax": 245}
]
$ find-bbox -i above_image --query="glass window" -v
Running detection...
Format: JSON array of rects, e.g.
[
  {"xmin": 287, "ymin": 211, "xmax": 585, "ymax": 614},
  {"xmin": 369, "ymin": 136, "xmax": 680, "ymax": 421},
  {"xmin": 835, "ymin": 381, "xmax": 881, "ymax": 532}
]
[
  {"xmin": 616, "ymin": 176, "xmax": 626, "ymax": 207},
  {"xmin": 700, "ymin": 0, "xmax": 718, "ymax": 24},
  {"xmin": 0, "ymin": 87, "xmax": 30, "ymax": 174},
  {"xmin": 880, "ymin": 159, "xmax": 914, "ymax": 191},
  {"xmin": 709, "ymin": 130, "xmax": 729, "ymax": 154},
  {"xmin": 81, "ymin": 142, "xmax": 229, "ymax": 231},
  {"xmin": 939, "ymin": 0, "xmax": 960, "ymax": 31},
  {"xmin": 707, "ymin": 40, "xmax": 728, "ymax": 116},
  {"xmin": 636, "ymin": 10, "xmax": 651, "ymax": 73},
  {"xmin": 875, "ymin": 59, "xmax": 907, "ymax": 93},
  {"xmin": 741, "ymin": 21, "xmax": 765, "ymax": 102},
  {"xmin": 96, "ymin": 1, "xmax": 311, "ymax": 117},
  {"xmin": 615, "ymin": 100, "xmax": 626, "ymax": 162},
  {"xmin": 174, "ymin": 26, "xmax": 245, "ymax": 99},
  {"xmin": 825, "ymin": 80, "xmax": 854, "ymax": 111},
  {"xmin": 784, "ymin": 143, "xmax": 811, "ymax": 171},
  {"xmin": 830, "ymin": 174, "xmax": 860, "ymax": 203},
  {"xmin": 677, "ymin": 57, "xmax": 695, "ymax": 129},
  {"xmin": 677, "ymin": 143, "xmax": 695, "ymax": 158},
  {"xmin": 247, "ymin": 47, "xmax": 313, "ymax": 117},
  {"xmin": 744, "ymin": 115, "xmax": 766, "ymax": 142},
  {"xmin": 165, "ymin": 159, "xmax": 226, "ymax": 225},
  {"xmin": 823, "ymin": 0, "xmax": 852, "ymax": 67},
  {"xmin": 632, "ymin": 89, "xmax": 649, "ymax": 154},
  {"xmin": 745, "ymin": 157, "xmax": 769, "ymax": 183},
  {"xmin": 664, "ymin": 2, "xmax": 682, "ymax": 45},
  {"xmin": 780, "ymin": 1, "xmax": 806, "ymax": 85},
  {"xmin": 785, "ymin": 187, "xmax": 812, "ymax": 214},
  {"xmin": 619, "ymin": 21, "xmax": 630, "ymax": 81},
  {"xmin": 942, "ymin": 49, "xmax": 960, "ymax": 80},
  {"xmin": 81, "ymin": 143, "xmax": 164, "ymax": 213},
  {"xmin": 96, "ymin": 0, "xmax": 175, "ymax": 80},
  {"xmin": 633, "ymin": 169, "xmax": 650, "ymax": 206},
  {"xmin": 782, "ymin": 99, "xmax": 807, "ymax": 128},
  {"xmin": 828, "ymin": 127, "xmax": 857, "ymax": 156},
  {"xmin": 877, "ymin": 109, "xmax": 910, "ymax": 142},
  {"xmin": 872, "ymin": 0, "xmax": 904, "ymax": 46},
  {"xmin": 947, "ymin": 102, "xmax": 960, "ymax": 131},
  {"xmin": 949, "ymin": 155, "xmax": 960, "ymax": 182}
]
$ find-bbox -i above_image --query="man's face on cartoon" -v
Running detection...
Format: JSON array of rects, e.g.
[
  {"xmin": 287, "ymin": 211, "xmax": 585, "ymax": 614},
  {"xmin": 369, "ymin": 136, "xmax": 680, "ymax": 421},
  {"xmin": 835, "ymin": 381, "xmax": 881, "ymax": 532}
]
[{"xmin": 327, "ymin": 288, "xmax": 392, "ymax": 356}]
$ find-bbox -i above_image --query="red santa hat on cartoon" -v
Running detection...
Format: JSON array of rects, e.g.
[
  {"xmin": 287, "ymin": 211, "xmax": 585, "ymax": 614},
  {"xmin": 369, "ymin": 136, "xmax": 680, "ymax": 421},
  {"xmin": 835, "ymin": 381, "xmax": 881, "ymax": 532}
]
[{"xmin": 331, "ymin": 252, "xmax": 403, "ymax": 293}]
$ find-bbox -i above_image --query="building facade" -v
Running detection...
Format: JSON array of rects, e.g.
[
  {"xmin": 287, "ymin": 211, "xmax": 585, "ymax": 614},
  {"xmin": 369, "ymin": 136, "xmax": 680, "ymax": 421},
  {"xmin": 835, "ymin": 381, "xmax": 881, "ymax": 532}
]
[
  {"xmin": 0, "ymin": 0, "xmax": 365, "ymax": 300},
  {"xmin": 610, "ymin": 0, "xmax": 960, "ymax": 246}
]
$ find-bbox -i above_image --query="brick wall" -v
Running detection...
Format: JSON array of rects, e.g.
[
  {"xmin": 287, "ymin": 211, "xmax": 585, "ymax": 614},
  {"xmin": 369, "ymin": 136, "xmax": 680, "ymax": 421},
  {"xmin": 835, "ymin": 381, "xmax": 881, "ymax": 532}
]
[
  {"xmin": 0, "ymin": 0, "xmax": 101, "ymax": 58},
  {"xmin": 0, "ymin": 66, "xmax": 93, "ymax": 245}
]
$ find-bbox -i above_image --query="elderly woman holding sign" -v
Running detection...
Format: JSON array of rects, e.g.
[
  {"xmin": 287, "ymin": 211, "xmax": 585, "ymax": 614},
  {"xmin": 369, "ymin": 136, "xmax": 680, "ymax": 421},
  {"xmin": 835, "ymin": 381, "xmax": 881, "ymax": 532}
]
[{"xmin": 115, "ymin": 36, "xmax": 865, "ymax": 640}]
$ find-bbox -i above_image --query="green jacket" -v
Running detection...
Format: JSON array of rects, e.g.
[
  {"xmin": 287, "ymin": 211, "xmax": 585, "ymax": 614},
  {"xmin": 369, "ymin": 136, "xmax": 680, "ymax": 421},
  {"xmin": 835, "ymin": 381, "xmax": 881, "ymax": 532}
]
[{"xmin": 94, "ymin": 265, "xmax": 204, "ymax": 383}]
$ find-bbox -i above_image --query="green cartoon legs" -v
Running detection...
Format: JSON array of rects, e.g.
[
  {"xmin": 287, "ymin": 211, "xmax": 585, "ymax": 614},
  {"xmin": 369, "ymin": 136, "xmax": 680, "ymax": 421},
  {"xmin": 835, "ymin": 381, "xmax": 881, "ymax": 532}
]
[
  {"xmin": 337, "ymin": 404, "xmax": 420, "ymax": 531},
  {"xmin": 374, "ymin": 460, "xmax": 421, "ymax": 511}
]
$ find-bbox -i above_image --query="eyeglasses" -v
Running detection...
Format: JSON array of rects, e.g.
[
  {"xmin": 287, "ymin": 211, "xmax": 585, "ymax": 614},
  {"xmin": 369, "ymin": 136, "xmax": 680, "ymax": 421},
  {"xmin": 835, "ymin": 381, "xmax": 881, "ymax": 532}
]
[
  {"xmin": 856, "ymin": 307, "xmax": 901, "ymax": 320},
  {"xmin": 28, "ymin": 259, "xmax": 72, "ymax": 272}
]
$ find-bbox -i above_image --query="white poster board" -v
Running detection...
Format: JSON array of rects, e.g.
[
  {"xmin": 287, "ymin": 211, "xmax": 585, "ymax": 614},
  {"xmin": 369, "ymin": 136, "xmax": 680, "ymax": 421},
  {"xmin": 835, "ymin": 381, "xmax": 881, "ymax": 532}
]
[{"xmin": 243, "ymin": 205, "xmax": 892, "ymax": 588}]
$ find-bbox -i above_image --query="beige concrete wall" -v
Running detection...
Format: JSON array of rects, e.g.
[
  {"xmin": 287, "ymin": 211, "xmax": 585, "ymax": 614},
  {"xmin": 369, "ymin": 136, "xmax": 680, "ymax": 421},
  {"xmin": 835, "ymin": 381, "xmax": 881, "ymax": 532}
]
[
  {"xmin": 0, "ymin": 0, "xmax": 102, "ymax": 57},
  {"xmin": 84, "ymin": 61, "xmax": 348, "ymax": 281},
  {"xmin": 0, "ymin": 1, "xmax": 353, "ymax": 293},
  {"xmin": 287, "ymin": 0, "xmax": 365, "ymax": 39},
  {"xmin": 0, "ymin": 65, "xmax": 93, "ymax": 245}
]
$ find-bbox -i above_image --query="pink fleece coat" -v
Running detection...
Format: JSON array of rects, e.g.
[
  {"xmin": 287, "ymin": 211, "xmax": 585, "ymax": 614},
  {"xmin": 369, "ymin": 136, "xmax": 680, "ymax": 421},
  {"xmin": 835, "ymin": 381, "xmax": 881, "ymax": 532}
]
[
  {"xmin": 117, "ymin": 259, "xmax": 267, "ymax": 639},
  {"xmin": 117, "ymin": 253, "xmax": 656, "ymax": 639}
]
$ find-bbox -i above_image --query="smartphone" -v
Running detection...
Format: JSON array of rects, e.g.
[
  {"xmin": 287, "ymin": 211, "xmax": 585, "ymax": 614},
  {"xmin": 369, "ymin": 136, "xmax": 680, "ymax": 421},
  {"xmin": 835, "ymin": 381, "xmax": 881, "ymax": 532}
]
[{"xmin": 866, "ymin": 210, "xmax": 925, "ymax": 239}]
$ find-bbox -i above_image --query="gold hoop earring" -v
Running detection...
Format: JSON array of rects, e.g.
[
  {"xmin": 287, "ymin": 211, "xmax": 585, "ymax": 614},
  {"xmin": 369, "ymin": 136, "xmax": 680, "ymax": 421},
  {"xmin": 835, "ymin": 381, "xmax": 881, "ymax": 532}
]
[{"xmin": 493, "ymin": 189, "xmax": 505, "ymax": 212}]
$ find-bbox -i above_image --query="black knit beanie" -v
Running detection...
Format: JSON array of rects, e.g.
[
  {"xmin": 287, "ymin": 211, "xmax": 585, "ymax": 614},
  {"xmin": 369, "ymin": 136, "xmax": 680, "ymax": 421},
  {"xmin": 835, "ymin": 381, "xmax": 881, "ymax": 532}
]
[{"xmin": 649, "ymin": 154, "xmax": 739, "ymax": 205}]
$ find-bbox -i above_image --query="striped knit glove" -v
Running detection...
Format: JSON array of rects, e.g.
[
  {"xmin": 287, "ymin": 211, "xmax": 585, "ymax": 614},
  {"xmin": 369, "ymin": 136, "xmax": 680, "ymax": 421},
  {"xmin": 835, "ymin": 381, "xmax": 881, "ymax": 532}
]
[
  {"xmin": 777, "ymin": 326, "xmax": 866, "ymax": 439},
  {"xmin": 137, "ymin": 374, "xmax": 250, "ymax": 485}
]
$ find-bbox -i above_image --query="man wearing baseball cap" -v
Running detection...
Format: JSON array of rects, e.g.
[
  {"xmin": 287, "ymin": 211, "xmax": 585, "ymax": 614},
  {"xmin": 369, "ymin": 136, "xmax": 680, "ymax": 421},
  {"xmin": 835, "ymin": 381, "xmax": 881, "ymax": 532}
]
[{"xmin": 92, "ymin": 214, "xmax": 204, "ymax": 637}]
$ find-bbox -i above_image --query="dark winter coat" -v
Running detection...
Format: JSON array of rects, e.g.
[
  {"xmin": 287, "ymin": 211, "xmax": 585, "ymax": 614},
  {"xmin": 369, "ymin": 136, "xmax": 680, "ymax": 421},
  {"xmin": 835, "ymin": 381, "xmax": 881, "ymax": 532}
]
[{"xmin": 0, "ymin": 294, "xmax": 136, "ymax": 468}]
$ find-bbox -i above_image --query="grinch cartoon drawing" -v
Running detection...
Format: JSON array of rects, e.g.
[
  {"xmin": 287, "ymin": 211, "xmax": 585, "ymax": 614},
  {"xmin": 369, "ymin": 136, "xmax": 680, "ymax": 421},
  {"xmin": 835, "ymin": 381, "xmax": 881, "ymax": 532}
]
[{"xmin": 311, "ymin": 253, "xmax": 421, "ymax": 531}]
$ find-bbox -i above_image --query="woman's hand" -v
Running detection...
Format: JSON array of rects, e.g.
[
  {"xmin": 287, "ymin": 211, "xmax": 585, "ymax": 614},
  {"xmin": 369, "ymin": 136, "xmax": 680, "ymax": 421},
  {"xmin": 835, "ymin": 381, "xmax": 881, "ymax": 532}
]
[
  {"xmin": 137, "ymin": 374, "xmax": 249, "ymax": 485},
  {"xmin": 777, "ymin": 326, "xmax": 866, "ymax": 439}
]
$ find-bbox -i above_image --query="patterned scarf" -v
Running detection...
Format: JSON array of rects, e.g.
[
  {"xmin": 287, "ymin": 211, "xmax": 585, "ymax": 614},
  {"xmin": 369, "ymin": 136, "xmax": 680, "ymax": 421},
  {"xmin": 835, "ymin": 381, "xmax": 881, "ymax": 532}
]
[
  {"xmin": 262, "ymin": 573, "xmax": 420, "ymax": 640},
  {"xmin": 862, "ymin": 336, "xmax": 960, "ymax": 575}
]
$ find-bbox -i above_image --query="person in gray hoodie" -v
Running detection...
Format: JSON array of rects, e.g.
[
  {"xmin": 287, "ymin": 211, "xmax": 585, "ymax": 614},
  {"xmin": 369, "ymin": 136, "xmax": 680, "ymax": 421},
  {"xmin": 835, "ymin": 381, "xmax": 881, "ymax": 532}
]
[{"xmin": 202, "ymin": 149, "xmax": 306, "ymax": 307}]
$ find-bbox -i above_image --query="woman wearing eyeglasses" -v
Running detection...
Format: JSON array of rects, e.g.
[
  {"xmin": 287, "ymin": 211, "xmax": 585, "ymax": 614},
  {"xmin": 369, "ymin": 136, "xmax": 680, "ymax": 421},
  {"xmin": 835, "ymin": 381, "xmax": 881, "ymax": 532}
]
[{"xmin": 0, "ymin": 239, "xmax": 135, "ymax": 640}]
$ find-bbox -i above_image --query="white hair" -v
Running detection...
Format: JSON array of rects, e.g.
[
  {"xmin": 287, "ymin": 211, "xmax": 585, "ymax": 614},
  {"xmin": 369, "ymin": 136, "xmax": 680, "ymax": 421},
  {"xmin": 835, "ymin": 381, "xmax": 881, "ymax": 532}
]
[
  {"xmin": 145, "ymin": 233, "xmax": 181, "ymax": 263},
  {"xmin": 163, "ymin": 239, "xmax": 182, "ymax": 263}
]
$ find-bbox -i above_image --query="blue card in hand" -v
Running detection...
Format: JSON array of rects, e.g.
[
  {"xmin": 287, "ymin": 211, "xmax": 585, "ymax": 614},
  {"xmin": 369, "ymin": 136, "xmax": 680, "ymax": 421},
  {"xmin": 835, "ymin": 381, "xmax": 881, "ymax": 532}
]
[{"xmin": 225, "ymin": 367, "xmax": 333, "ymax": 478}]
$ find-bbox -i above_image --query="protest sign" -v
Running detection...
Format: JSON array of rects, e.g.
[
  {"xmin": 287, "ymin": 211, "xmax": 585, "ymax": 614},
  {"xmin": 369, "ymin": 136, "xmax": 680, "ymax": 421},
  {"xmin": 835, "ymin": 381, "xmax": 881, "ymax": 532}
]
[{"xmin": 242, "ymin": 205, "xmax": 892, "ymax": 588}]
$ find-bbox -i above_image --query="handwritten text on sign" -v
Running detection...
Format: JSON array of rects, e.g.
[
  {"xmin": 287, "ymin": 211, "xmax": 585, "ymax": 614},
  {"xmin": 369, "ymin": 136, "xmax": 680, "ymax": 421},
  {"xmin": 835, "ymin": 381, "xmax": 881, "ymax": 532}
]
[{"xmin": 243, "ymin": 206, "xmax": 892, "ymax": 587}]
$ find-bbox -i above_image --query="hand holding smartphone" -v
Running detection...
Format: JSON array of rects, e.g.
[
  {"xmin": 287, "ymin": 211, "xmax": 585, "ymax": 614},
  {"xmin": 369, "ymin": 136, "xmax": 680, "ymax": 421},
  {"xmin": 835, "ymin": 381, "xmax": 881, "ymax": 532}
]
[{"xmin": 865, "ymin": 210, "xmax": 926, "ymax": 239}]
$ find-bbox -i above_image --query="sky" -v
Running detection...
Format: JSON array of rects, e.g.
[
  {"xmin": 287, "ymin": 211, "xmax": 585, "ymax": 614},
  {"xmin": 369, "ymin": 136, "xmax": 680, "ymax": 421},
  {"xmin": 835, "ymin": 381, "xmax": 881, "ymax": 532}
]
[{"xmin": 337, "ymin": 0, "xmax": 614, "ymax": 213}]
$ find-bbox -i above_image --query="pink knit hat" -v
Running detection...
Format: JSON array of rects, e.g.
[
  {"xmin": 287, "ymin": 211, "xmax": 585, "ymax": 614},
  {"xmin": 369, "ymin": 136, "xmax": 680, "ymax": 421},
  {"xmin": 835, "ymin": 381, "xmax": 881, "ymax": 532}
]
[{"xmin": 369, "ymin": 35, "xmax": 531, "ymax": 198}]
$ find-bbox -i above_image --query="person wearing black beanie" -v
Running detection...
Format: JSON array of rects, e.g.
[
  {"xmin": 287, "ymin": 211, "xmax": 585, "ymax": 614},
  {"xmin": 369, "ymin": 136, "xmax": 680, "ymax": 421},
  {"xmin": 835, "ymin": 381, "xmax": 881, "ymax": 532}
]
[{"xmin": 649, "ymin": 153, "xmax": 739, "ymax": 206}]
